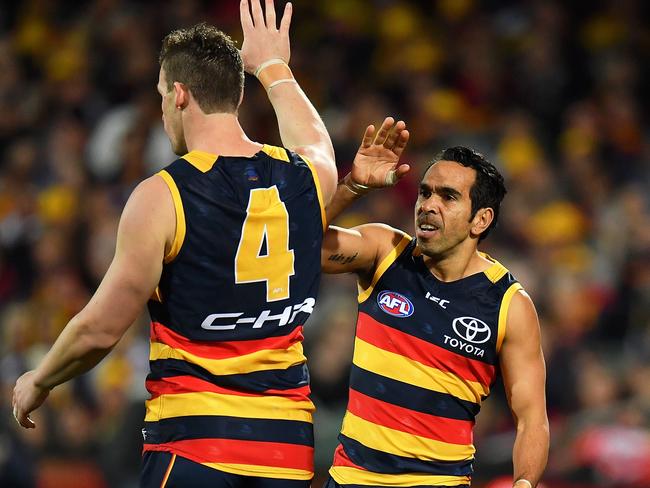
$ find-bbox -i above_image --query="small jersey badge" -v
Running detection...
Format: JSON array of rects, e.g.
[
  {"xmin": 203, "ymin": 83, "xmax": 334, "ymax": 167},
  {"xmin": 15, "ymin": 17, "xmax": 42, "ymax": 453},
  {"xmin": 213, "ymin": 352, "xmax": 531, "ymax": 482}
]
[{"xmin": 377, "ymin": 290, "xmax": 414, "ymax": 318}]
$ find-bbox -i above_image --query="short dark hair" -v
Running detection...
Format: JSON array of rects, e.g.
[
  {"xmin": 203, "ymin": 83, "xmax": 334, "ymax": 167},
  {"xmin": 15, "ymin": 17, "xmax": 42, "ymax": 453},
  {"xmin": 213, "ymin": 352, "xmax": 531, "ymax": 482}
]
[
  {"xmin": 159, "ymin": 23, "xmax": 244, "ymax": 114},
  {"xmin": 427, "ymin": 146, "xmax": 507, "ymax": 241}
]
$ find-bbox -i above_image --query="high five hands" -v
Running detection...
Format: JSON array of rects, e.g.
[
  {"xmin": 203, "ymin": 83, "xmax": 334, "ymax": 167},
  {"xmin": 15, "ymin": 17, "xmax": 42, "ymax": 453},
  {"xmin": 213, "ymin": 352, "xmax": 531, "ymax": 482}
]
[
  {"xmin": 240, "ymin": 0, "xmax": 292, "ymax": 74},
  {"xmin": 350, "ymin": 117, "xmax": 411, "ymax": 188}
]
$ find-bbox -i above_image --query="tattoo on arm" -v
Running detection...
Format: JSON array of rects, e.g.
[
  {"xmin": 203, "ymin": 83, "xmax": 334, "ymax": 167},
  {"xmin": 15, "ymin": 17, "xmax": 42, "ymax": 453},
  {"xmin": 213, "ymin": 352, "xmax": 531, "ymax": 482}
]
[{"xmin": 327, "ymin": 252, "xmax": 358, "ymax": 265}]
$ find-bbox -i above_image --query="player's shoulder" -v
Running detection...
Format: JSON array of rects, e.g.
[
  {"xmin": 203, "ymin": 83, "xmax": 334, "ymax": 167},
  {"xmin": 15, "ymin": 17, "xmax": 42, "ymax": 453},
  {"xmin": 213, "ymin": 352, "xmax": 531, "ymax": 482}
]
[
  {"xmin": 354, "ymin": 223, "xmax": 410, "ymax": 240},
  {"xmin": 132, "ymin": 173, "xmax": 171, "ymax": 199},
  {"xmin": 355, "ymin": 224, "xmax": 412, "ymax": 261},
  {"xmin": 258, "ymin": 144, "xmax": 308, "ymax": 167}
]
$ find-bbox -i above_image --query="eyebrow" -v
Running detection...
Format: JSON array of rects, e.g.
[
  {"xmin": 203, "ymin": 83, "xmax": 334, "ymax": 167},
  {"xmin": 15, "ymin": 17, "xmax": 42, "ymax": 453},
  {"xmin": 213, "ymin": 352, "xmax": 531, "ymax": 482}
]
[
  {"xmin": 419, "ymin": 183, "xmax": 463, "ymax": 198},
  {"xmin": 437, "ymin": 186, "xmax": 462, "ymax": 198}
]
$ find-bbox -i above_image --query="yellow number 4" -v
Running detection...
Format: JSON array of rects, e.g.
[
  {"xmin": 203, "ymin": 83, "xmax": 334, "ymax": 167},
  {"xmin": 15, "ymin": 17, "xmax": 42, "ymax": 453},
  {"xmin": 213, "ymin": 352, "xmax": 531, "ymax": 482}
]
[{"xmin": 235, "ymin": 186, "xmax": 295, "ymax": 302}]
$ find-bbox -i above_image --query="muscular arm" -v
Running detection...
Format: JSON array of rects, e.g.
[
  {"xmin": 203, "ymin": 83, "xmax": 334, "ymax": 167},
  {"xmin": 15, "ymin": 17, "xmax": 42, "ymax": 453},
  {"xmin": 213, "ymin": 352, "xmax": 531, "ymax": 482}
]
[
  {"xmin": 12, "ymin": 176, "xmax": 173, "ymax": 427},
  {"xmin": 322, "ymin": 223, "xmax": 408, "ymax": 286},
  {"xmin": 240, "ymin": 0, "xmax": 337, "ymax": 202},
  {"xmin": 500, "ymin": 290, "xmax": 550, "ymax": 487}
]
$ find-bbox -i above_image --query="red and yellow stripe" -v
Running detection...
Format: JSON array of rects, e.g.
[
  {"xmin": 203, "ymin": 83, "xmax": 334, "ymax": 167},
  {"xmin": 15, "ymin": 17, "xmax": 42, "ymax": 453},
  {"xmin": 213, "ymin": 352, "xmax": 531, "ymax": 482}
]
[{"xmin": 357, "ymin": 312, "xmax": 495, "ymax": 386}]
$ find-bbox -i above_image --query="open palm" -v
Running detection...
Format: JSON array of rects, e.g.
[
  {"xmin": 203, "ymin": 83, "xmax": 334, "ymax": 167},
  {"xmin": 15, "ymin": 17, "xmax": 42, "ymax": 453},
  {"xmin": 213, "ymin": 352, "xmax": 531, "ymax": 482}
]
[{"xmin": 351, "ymin": 117, "xmax": 410, "ymax": 188}]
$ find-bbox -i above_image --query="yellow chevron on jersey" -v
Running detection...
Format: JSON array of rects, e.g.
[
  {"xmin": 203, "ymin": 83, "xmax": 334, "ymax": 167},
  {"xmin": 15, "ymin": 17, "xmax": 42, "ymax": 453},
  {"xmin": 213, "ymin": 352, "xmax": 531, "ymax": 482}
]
[
  {"xmin": 481, "ymin": 253, "xmax": 509, "ymax": 283},
  {"xmin": 353, "ymin": 337, "xmax": 488, "ymax": 403},
  {"xmin": 182, "ymin": 150, "xmax": 219, "ymax": 172},
  {"xmin": 261, "ymin": 144, "xmax": 290, "ymax": 162}
]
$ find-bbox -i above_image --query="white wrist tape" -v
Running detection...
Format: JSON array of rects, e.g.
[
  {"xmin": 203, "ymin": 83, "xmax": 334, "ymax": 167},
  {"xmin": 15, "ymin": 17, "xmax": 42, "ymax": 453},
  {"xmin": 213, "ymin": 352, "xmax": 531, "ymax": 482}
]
[
  {"xmin": 514, "ymin": 479, "xmax": 533, "ymax": 488},
  {"xmin": 254, "ymin": 58, "xmax": 287, "ymax": 78},
  {"xmin": 266, "ymin": 78, "xmax": 297, "ymax": 92}
]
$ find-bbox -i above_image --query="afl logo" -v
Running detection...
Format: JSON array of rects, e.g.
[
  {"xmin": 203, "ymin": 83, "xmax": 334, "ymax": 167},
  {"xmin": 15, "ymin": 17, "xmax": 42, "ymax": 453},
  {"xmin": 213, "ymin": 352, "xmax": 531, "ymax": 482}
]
[
  {"xmin": 452, "ymin": 316, "xmax": 491, "ymax": 344},
  {"xmin": 377, "ymin": 291, "xmax": 414, "ymax": 318}
]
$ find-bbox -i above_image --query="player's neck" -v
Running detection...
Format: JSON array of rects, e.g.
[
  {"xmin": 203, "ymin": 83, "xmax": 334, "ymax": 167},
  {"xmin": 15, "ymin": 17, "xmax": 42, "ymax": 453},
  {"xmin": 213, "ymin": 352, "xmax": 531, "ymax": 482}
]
[
  {"xmin": 184, "ymin": 112, "xmax": 262, "ymax": 156},
  {"xmin": 423, "ymin": 245, "xmax": 491, "ymax": 282}
]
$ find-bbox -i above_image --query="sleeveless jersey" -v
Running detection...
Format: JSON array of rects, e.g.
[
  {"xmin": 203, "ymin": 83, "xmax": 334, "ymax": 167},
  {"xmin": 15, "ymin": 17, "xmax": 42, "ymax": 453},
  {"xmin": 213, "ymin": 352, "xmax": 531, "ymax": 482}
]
[
  {"xmin": 142, "ymin": 145, "xmax": 326, "ymax": 481},
  {"xmin": 329, "ymin": 236, "xmax": 523, "ymax": 487}
]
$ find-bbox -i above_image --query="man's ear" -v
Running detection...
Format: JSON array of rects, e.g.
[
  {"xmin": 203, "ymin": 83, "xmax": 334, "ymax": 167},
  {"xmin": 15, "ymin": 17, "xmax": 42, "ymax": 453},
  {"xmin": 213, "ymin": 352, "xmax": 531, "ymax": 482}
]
[
  {"xmin": 470, "ymin": 207, "xmax": 494, "ymax": 238},
  {"xmin": 173, "ymin": 82, "xmax": 189, "ymax": 109}
]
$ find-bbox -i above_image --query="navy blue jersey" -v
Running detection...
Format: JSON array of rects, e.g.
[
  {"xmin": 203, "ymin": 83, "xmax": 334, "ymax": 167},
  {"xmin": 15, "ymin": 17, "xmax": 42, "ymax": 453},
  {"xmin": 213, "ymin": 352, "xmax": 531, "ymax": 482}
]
[
  {"xmin": 143, "ymin": 145, "xmax": 325, "ymax": 481},
  {"xmin": 330, "ymin": 235, "xmax": 522, "ymax": 487}
]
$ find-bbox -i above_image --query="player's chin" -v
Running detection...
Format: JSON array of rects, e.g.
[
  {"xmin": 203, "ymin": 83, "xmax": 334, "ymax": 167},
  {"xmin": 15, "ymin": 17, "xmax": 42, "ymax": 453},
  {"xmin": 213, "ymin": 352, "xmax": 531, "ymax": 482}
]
[{"xmin": 415, "ymin": 229, "xmax": 440, "ymax": 241}]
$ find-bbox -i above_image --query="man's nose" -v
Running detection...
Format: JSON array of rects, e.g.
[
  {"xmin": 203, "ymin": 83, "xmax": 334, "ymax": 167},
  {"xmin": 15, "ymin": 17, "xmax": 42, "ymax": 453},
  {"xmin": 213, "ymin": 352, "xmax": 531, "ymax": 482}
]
[{"xmin": 419, "ymin": 196, "xmax": 439, "ymax": 214}]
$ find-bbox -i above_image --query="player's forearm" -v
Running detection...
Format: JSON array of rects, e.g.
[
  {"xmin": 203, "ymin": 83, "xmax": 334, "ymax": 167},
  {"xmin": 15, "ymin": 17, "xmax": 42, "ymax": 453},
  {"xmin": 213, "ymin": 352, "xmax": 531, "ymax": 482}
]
[
  {"xmin": 267, "ymin": 82, "xmax": 334, "ymax": 158},
  {"xmin": 32, "ymin": 315, "xmax": 116, "ymax": 390},
  {"xmin": 512, "ymin": 419, "xmax": 550, "ymax": 487},
  {"xmin": 326, "ymin": 174, "xmax": 371, "ymax": 223}
]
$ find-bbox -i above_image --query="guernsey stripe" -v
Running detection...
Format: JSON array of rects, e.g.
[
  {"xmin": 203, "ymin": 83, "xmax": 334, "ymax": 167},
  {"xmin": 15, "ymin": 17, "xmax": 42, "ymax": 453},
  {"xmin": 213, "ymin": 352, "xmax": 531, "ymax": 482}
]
[
  {"xmin": 331, "ymin": 444, "xmax": 360, "ymax": 469},
  {"xmin": 145, "ymin": 391, "xmax": 314, "ymax": 423},
  {"xmin": 150, "ymin": 322, "xmax": 304, "ymax": 360},
  {"xmin": 335, "ymin": 436, "xmax": 474, "ymax": 476},
  {"xmin": 203, "ymin": 463, "xmax": 312, "ymax": 481},
  {"xmin": 145, "ymin": 375, "xmax": 311, "ymax": 401},
  {"xmin": 347, "ymin": 389, "xmax": 473, "ymax": 445},
  {"xmin": 149, "ymin": 340, "xmax": 306, "ymax": 376},
  {"xmin": 144, "ymin": 438, "xmax": 312, "ymax": 471},
  {"xmin": 143, "ymin": 415, "xmax": 313, "ymax": 446},
  {"xmin": 148, "ymin": 359, "xmax": 310, "ymax": 394},
  {"xmin": 341, "ymin": 411, "xmax": 475, "ymax": 461},
  {"xmin": 329, "ymin": 465, "xmax": 470, "ymax": 487},
  {"xmin": 349, "ymin": 366, "xmax": 479, "ymax": 420},
  {"xmin": 357, "ymin": 312, "xmax": 495, "ymax": 386},
  {"xmin": 353, "ymin": 337, "xmax": 488, "ymax": 403}
]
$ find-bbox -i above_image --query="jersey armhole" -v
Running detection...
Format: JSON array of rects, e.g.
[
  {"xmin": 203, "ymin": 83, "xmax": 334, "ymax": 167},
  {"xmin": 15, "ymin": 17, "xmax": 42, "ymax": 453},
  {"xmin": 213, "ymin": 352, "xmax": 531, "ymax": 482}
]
[
  {"xmin": 496, "ymin": 282, "xmax": 523, "ymax": 352},
  {"xmin": 299, "ymin": 154, "xmax": 327, "ymax": 232},
  {"xmin": 157, "ymin": 170, "xmax": 186, "ymax": 264},
  {"xmin": 357, "ymin": 232, "xmax": 412, "ymax": 304}
]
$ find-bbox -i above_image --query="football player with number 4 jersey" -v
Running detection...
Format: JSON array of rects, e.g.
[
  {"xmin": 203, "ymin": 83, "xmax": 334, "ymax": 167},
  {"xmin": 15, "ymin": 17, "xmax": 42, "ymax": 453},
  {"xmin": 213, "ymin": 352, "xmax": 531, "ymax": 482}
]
[{"xmin": 11, "ymin": 2, "xmax": 405, "ymax": 487}]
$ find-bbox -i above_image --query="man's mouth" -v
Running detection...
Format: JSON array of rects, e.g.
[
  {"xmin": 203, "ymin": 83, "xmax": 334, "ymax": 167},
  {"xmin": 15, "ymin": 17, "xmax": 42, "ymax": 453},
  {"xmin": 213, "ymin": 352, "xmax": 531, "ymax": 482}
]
[
  {"xmin": 418, "ymin": 223, "xmax": 438, "ymax": 231},
  {"xmin": 416, "ymin": 221, "xmax": 441, "ymax": 238}
]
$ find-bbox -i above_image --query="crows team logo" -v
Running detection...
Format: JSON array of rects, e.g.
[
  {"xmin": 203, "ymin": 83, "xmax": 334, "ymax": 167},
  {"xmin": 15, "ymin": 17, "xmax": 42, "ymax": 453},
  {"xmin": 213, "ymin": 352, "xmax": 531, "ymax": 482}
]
[{"xmin": 377, "ymin": 290, "xmax": 414, "ymax": 318}]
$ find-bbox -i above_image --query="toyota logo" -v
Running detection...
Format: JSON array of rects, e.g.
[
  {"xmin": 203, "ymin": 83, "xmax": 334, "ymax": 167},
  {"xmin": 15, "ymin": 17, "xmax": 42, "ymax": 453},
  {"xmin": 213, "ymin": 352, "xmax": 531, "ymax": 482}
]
[{"xmin": 452, "ymin": 316, "xmax": 491, "ymax": 344}]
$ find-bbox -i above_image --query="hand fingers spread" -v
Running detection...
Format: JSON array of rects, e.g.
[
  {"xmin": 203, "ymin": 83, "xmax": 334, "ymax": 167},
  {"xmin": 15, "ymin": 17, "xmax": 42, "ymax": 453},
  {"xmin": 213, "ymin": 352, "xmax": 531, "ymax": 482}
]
[
  {"xmin": 393, "ymin": 129, "xmax": 410, "ymax": 156},
  {"xmin": 251, "ymin": 0, "xmax": 265, "ymax": 27},
  {"xmin": 240, "ymin": 0, "xmax": 254, "ymax": 31},
  {"xmin": 373, "ymin": 117, "xmax": 394, "ymax": 145},
  {"xmin": 384, "ymin": 120, "xmax": 406, "ymax": 149},
  {"xmin": 265, "ymin": 0, "xmax": 277, "ymax": 29},
  {"xmin": 361, "ymin": 125, "xmax": 376, "ymax": 148},
  {"xmin": 280, "ymin": 2, "xmax": 292, "ymax": 35}
]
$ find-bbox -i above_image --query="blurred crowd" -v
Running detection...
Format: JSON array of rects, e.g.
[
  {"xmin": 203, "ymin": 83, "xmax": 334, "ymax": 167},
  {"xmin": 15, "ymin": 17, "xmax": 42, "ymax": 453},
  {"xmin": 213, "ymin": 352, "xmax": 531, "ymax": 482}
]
[{"xmin": 0, "ymin": 1, "xmax": 648, "ymax": 487}]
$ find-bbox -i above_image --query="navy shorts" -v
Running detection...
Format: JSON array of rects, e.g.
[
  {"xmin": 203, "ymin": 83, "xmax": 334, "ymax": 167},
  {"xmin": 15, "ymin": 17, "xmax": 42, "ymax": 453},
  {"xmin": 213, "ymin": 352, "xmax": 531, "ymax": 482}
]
[{"xmin": 141, "ymin": 451, "xmax": 312, "ymax": 488}]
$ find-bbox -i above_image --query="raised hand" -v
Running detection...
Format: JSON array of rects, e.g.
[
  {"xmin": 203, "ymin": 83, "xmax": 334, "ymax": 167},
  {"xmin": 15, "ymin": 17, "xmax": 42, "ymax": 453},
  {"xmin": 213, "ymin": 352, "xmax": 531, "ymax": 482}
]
[
  {"xmin": 350, "ymin": 117, "xmax": 410, "ymax": 188},
  {"xmin": 240, "ymin": 0, "xmax": 292, "ymax": 74}
]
